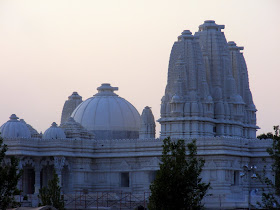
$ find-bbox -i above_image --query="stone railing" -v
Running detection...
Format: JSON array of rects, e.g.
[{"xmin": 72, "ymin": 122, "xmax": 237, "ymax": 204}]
[{"xmin": 3, "ymin": 136, "xmax": 271, "ymax": 158}]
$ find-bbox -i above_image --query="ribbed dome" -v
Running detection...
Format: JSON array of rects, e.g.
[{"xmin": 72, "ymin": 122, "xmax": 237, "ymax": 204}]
[
  {"xmin": 71, "ymin": 83, "xmax": 140, "ymax": 140},
  {"xmin": 0, "ymin": 114, "xmax": 31, "ymax": 138},
  {"xmin": 43, "ymin": 122, "xmax": 66, "ymax": 139}
]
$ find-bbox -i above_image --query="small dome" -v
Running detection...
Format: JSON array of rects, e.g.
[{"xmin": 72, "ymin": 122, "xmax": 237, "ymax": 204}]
[
  {"xmin": 171, "ymin": 94, "xmax": 182, "ymax": 103},
  {"xmin": 231, "ymin": 94, "xmax": 245, "ymax": 104},
  {"xmin": 0, "ymin": 114, "xmax": 31, "ymax": 138},
  {"xmin": 71, "ymin": 83, "xmax": 140, "ymax": 140},
  {"xmin": 43, "ymin": 122, "xmax": 66, "ymax": 139}
]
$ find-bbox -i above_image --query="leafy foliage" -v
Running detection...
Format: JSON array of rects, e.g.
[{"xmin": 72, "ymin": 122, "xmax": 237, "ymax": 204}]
[
  {"xmin": 257, "ymin": 126, "xmax": 280, "ymax": 209},
  {"xmin": 257, "ymin": 132, "xmax": 273, "ymax": 140},
  {"xmin": 39, "ymin": 170, "xmax": 65, "ymax": 210},
  {"xmin": 0, "ymin": 134, "xmax": 22, "ymax": 210},
  {"xmin": 148, "ymin": 137, "xmax": 210, "ymax": 210}
]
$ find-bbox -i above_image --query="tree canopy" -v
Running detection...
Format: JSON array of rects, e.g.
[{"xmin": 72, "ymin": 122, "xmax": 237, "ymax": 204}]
[
  {"xmin": 257, "ymin": 126, "xmax": 280, "ymax": 209},
  {"xmin": 0, "ymin": 134, "xmax": 22, "ymax": 210},
  {"xmin": 257, "ymin": 132, "xmax": 274, "ymax": 140},
  {"xmin": 148, "ymin": 137, "xmax": 210, "ymax": 210},
  {"xmin": 39, "ymin": 170, "xmax": 65, "ymax": 210}
]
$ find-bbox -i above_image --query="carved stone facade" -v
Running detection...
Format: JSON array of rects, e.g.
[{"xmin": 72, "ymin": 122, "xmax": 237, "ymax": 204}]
[
  {"xmin": 0, "ymin": 20, "xmax": 272, "ymax": 209},
  {"xmin": 4, "ymin": 136, "xmax": 272, "ymax": 208},
  {"xmin": 159, "ymin": 20, "xmax": 258, "ymax": 139}
]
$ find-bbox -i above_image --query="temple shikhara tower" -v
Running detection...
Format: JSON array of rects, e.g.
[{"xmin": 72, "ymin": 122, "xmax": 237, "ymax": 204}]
[
  {"xmin": 0, "ymin": 21, "xmax": 272, "ymax": 209},
  {"xmin": 159, "ymin": 20, "xmax": 257, "ymax": 139}
]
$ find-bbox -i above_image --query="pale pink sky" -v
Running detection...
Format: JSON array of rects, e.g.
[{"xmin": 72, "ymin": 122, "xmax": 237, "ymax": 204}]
[{"xmin": 0, "ymin": 0, "xmax": 279, "ymax": 137}]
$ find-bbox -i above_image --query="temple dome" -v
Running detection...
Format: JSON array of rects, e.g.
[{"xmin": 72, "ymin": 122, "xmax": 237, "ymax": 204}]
[
  {"xmin": 71, "ymin": 83, "xmax": 140, "ymax": 140},
  {"xmin": 43, "ymin": 122, "xmax": 66, "ymax": 139},
  {"xmin": 0, "ymin": 114, "xmax": 31, "ymax": 138}
]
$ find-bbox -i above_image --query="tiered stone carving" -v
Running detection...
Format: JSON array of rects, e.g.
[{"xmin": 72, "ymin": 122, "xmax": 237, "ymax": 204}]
[
  {"xmin": 228, "ymin": 41, "xmax": 257, "ymax": 138},
  {"xmin": 60, "ymin": 117, "xmax": 94, "ymax": 140},
  {"xmin": 54, "ymin": 156, "xmax": 66, "ymax": 172},
  {"xmin": 20, "ymin": 119, "xmax": 41, "ymax": 138},
  {"xmin": 139, "ymin": 106, "xmax": 156, "ymax": 139},
  {"xmin": 61, "ymin": 92, "xmax": 83, "ymax": 124},
  {"xmin": 159, "ymin": 21, "xmax": 258, "ymax": 139},
  {"xmin": 19, "ymin": 157, "xmax": 35, "ymax": 169}
]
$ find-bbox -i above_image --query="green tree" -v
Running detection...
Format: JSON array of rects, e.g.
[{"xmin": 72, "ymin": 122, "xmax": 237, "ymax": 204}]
[
  {"xmin": 257, "ymin": 126, "xmax": 280, "ymax": 209},
  {"xmin": 257, "ymin": 132, "xmax": 273, "ymax": 140},
  {"xmin": 148, "ymin": 137, "xmax": 210, "ymax": 210},
  {"xmin": 0, "ymin": 134, "xmax": 22, "ymax": 210},
  {"xmin": 39, "ymin": 170, "xmax": 65, "ymax": 210}
]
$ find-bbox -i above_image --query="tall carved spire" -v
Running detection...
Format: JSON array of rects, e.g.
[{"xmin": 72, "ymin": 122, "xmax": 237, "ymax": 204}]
[
  {"xmin": 160, "ymin": 29, "xmax": 213, "ymax": 138},
  {"xmin": 228, "ymin": 41, "xmax": 257, "ymax": 137},
  {"xmin": 159, "ymin": 21, "xmax": 258, "ymax": 139},
  {"xmin": 139, "ymin": 106, "xmax": 156, "ymax": 139},
  {"xmin": 61, "ymin": 92, "xmax": 83, "ymax": 124}
]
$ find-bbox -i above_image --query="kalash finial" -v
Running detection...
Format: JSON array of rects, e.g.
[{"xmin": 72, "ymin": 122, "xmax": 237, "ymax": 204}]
[
  {"xmin": 178, "ymin": 30, "xmax": 193, "ymax": 41},
  {"xmin": 51, "ymin": 122, "xmax": 58, "ymax": 127},
  {"xmin": 95, "ymin": 83, "xmax": 119, "ymax": 96},
  {"xmin": 9, "ymin": 114, "xmax": 19, "ymax": 121}
]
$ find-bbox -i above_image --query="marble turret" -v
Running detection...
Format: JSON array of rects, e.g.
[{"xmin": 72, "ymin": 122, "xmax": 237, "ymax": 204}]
[
  {"xmin": 0, "ymin": 114, "xmax": 31, "ymax": 138},
  {"xmin": 43, "ymin": 122, "xmax": 66, "ymax": 139},
  {"xmin": 159, "ymin": 29, "xmax": 214, "ymax": 138},
  {"xmin": 139, "ymin": 106, "xmax": 156, "ymax": 139},
  {"xmin": 228, "ymin": 41, "xmax": 257, "ymax": 138},
  {"xmin": 61, "ymin": 92, "xmax": 83, "ymax": 125},
  {"xmin": 159, "ymin": 20, "xmax": 257, "ymax": 139}
]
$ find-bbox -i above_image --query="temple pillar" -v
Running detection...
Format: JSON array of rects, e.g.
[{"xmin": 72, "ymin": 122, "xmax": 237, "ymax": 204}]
[
  {"xmin": 34, "ymin": 168, "xmax": 41, "ymax": 194},
  {"xmin": 54, "ymin": 156, "xmax": 65, "ymax": 187},
  {"xmin": 34, "ymin": 158, "xmax": 41, "ymax": 194}
]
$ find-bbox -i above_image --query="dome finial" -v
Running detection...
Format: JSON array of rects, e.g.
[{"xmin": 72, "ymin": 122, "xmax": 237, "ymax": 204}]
[
  {"xmin": 95, "ymin": 83, "xmax": 118, "ymax": 96},
  {"xmin": 199, "ymin": 20, "xmax": 224, "ymax": 31},
  {"xmin": 51, "ymin": 122, "xmax": 58, "ymax": 127},
  {"xmin": 9, "ymin": 114, "xmax": 19, "ymax": 121},
  {"xmin": 68, "ymin": 91, "xmax": 82, "ymax": 100}
]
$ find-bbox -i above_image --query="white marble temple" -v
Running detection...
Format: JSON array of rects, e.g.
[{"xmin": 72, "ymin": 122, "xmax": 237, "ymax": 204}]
[{"xmin": 0, "ymin": 21, "xmax": 272, "ymax": 209}]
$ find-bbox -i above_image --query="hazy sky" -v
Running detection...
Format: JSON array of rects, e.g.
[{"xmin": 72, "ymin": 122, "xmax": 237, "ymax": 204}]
[{"xmin": 0, "ymin": 0, "xmax": 279, "ymax": 137}]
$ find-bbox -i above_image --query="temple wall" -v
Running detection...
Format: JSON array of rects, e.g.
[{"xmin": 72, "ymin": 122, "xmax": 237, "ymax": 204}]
[{"xmin": 4, "ymin": 137, "xmax": 273, "ymax": 208}]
